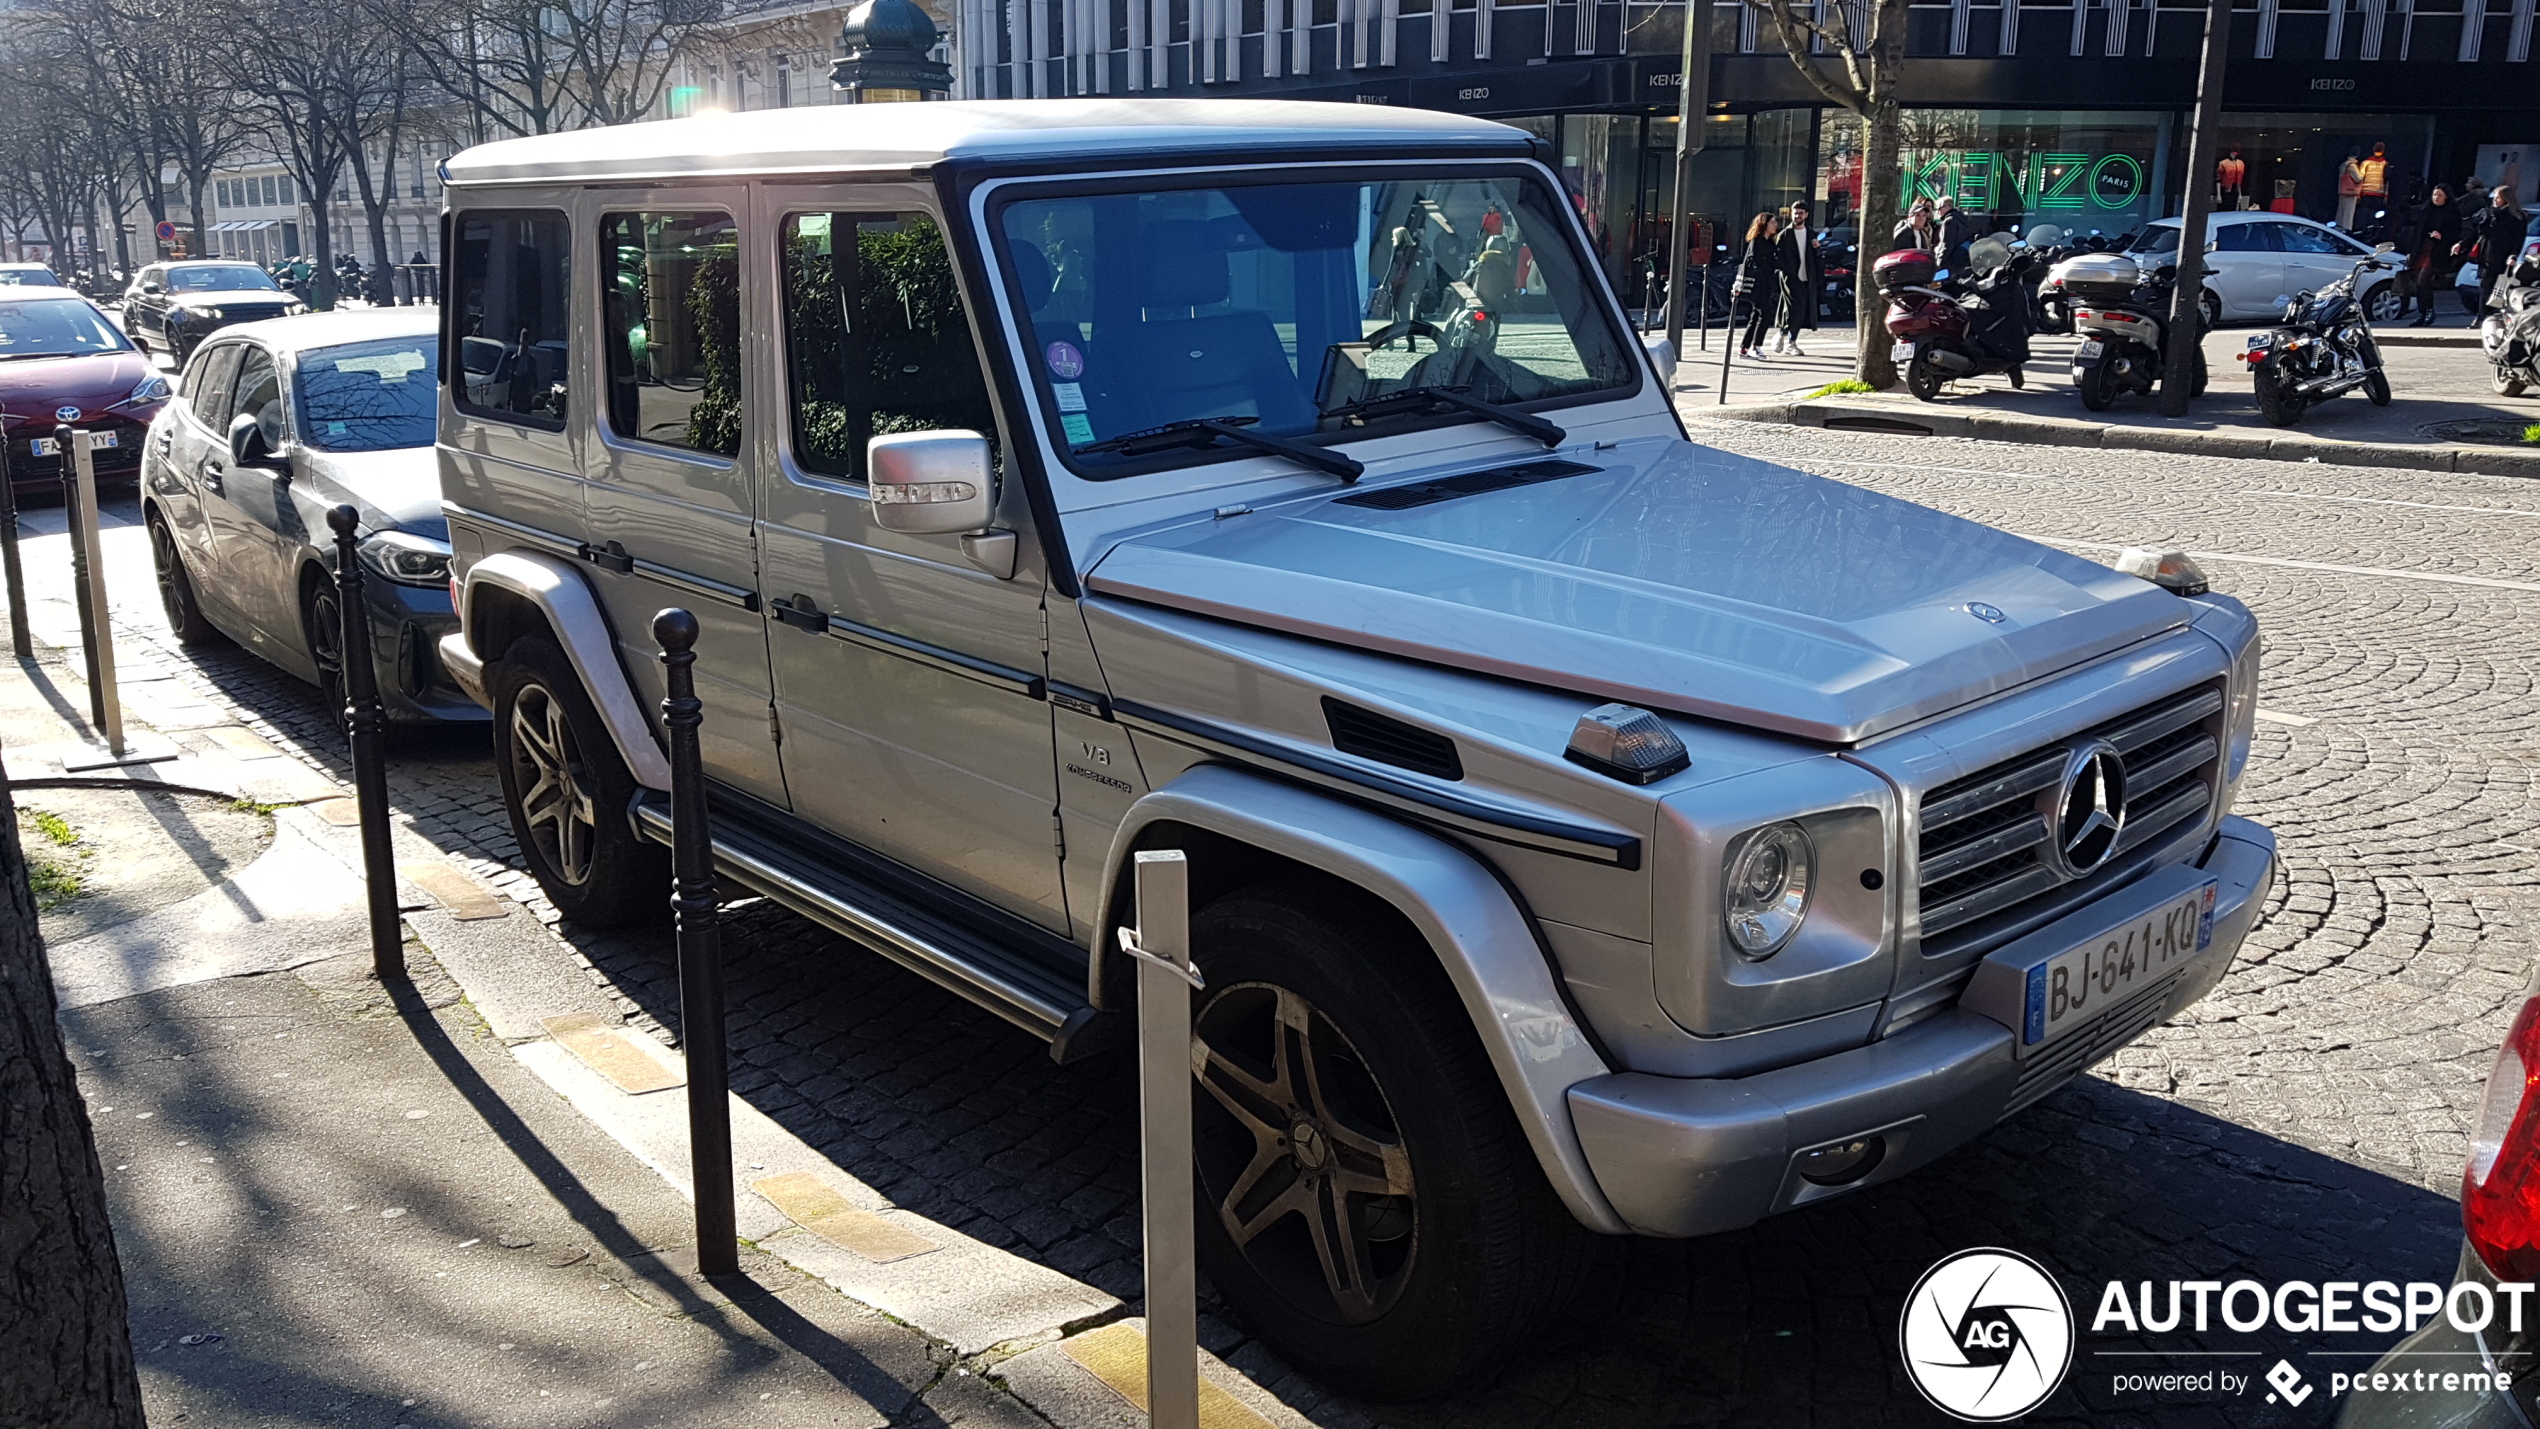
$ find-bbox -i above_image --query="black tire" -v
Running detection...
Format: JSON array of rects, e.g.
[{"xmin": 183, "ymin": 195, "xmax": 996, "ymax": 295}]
[
  {"xmin": 303, "ymin": 575, "xmax": 350, "ymax": 737},
  {"xmin": 490, "ymin": 635, "xmax": 665, "ymax": 928},
  {"xmin": 2498, "ymin": 368, "xmax": 2532, "ymax": 398},
  {"xmin": 2006, "ymin": 364, "xmax": 2025, "ymax": 389},
  {"xmin": 2200, "ymin": 290, "xmax": 2223, "ymax": 333},
  {"xmin": 2365, "ymin": 368, "xmax": 2393, "ymax": 406},
  {"xmin": 1905, "ymin": 350, "xmax": 1946, "ymax": 402},
  {"xmin": 2076, "ymin": 355, "xmax": 2116, "ymax": 412},
  {"xmin": 146, "ymin": 508, "xmax": 218, "ymax": 646},
  {"xmin": 2191, "ymin": 343, "xmax": 2210, "ymax": 399},
  {"xmin": 2253, "ymin": 362, "xmax": 2306, "ymax": 427},
  {"xmin": 1187, "ymin": 881, "xmax": 1606, "ymax": 1400}
]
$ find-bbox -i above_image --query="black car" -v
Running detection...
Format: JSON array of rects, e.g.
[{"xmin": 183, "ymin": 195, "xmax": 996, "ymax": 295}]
[{"xmin": 121, "ymin": 261, "xmax": 306, "ymax": 364}]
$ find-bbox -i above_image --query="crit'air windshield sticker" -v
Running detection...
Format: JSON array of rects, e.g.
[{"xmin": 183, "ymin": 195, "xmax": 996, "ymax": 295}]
[
  {"xmin": 1044, "ymin": 340, "xmax": 1084, "ymax": 379},
  {"xmin": 1060, "ymin": 413, "xmax": 1096, "ymax": 445},
  {"xmin": 1051, "ymin": 382, "xmax": 1086, "ymax": 412}
]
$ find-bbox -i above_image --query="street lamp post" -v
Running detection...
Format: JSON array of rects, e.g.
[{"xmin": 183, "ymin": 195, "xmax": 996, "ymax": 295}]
[
  {"xmin": 830, "ymin": 0, "xmax": 954, "ymax": 103},
  {"xmin": 1662, "ymin": 0, "xmax": 1714, "ymax": 359}
]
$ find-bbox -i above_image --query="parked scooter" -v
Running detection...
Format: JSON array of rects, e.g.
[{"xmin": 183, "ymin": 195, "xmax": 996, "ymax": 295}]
[
  {"xmin": 2025, "ymin": 224, "xmax": 2076, "ymax": 333},
  {"xmin": 2480, "ymin": 251, "xmax": 2540, "ymax": 398},
  {"xmin": 2050, "ymin": 250, "xmax": 2205, "ymax": 410},
  {"xmin": 2241, "ymin": 245, "xmax": 2401, "ymax": 427},
  {"xmin": 1879, "ymin": 240, "xmax": 2037, "ymax": 401}
]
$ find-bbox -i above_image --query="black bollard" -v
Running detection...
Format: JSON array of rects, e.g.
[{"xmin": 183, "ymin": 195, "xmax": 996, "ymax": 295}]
[
  {"xmin": 327, "ymin": 505, "xmax": 405, "ymax": 981},
  {"xmin": 656, "ymin": 608, "xmax": 737, "ymax": 1278},
  {"xmin": 0, "ymin": 427, "xmax": 28, "ymax": 659}
]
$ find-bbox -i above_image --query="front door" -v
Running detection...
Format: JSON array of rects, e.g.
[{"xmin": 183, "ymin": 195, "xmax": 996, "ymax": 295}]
[
  {"xmin": 199, "ymin": 341, "xmax": 304, "ymax": 650},
  {"xmin": 579, "ymin": 191, "xmax": 788, "ymax": 807},
  {"xmin": 750, "ymin": 187, "xmax": 1066, "ymax": 932},
  {"xmin": 2207, "ymin": 221, "xmax": 2283, "ymax": 319}
]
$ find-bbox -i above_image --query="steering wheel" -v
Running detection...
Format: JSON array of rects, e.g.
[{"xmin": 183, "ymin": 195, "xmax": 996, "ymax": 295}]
[{"xmin": 1362, "ymin": 318, "xmax": 1445, "ymax": 351}]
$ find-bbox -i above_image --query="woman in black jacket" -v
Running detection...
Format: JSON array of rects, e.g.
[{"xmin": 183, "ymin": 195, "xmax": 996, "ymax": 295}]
[
  {"xmin": 2410, "ymin": 185, "xmax": 2459, "ymax": 326},
  {"xmin": 1734, "ymin": 211, "xmax": 1784, "ymax": 359}
]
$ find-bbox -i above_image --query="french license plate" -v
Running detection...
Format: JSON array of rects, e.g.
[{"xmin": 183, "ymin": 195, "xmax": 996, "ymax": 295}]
[
  {"xmin": 1890, "ymin": 341, "xmax": 1915, "ymax": 361},
  {"xmin": 2075, "ymin": 339, "xmax": 2105, "ymax": 360},
  {"xmin": 2023, "ymin": 881, "xmax": 2216, "ymax": 1048},
  {"xmin": 29, "ymin": 431, "xmax": 117, "ymax": 456}
]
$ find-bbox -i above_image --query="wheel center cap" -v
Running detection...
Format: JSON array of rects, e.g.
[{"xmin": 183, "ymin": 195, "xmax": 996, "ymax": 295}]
[{"xmin": 1290, "ymin": 1117, "xmax": 1331, "ymax": 1172}]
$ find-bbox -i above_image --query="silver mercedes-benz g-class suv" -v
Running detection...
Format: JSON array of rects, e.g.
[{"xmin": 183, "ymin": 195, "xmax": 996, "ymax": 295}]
[{"xmin": 432, "ymin": 99, "xmax": 2274, "ymax": 1398}]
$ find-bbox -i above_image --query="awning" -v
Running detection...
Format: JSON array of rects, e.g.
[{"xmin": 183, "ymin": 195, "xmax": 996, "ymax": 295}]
[{"xmin": 208, "ymin": 219, "xmax": 278, "ymax": 233}]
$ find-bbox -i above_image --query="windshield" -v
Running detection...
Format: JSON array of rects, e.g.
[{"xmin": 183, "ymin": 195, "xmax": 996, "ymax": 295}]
[
  {"xmin": 2127, "ymin": 226, "xmax": 2181, "ymax": 256},
  {"xmin": 994, "ymin": 173, "xmax": 1637, "ymax": 478},
  {"xmin": 294, "ymin": 336, "xmax": 437, "ymax": 451},
  {"xmin": 0, "ymin": 297, "xmax": 129, "ymax": 359},
  {"xmin": 168, "ymin": 265, "xmax": 280, "ymax": 293},
  {"xmin": 0, "ymin": 267, "xmax": 61, "ymax": 287}
]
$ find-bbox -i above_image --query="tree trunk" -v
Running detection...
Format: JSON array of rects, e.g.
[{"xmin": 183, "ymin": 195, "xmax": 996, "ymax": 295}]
[
  {"xmin": 1855, "ymin": 95, "xmax": 1904, "ymax": 389},
  {"xmin": 0, "ymin": 753, "xmax": 147, "ymax": 1426}
]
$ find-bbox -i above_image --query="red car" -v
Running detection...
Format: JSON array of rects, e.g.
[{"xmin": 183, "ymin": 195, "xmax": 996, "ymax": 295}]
[{"xmin": 0, "ymin": 286, "xmax": 172, "ymax": 498}]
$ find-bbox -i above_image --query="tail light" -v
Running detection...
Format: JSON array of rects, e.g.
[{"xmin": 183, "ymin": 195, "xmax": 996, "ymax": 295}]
[{"xmin": 2464, "ymin": 995, "xmax": 2540, "ymax": 1280}]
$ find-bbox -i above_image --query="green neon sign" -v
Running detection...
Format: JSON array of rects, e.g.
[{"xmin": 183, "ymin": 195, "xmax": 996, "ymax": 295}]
[{"xmin": 1904, "ymin": 151, "xmax": 2147, "ymax": 211}]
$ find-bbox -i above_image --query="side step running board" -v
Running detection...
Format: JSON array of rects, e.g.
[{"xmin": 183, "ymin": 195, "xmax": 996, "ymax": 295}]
[{"xmin": 629, "ymin": 790, "xmax": 1118, "ymax": 1056}]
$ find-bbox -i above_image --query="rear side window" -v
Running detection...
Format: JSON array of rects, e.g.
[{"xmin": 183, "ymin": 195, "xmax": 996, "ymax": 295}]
[
  {"xmin": 450, "ymin": 210, "xmax": 571, "ymax": 428},
  {"xmin": 601, "ymin": 211, "xmax": 740, "ymax": 457},
  {"xmin": 779, "ymin": 211, "xmax": 996, "ymax": 482},
  {"xmin": 2275, "ymin": 223, "xmax": 2345, "ymax": 255},
  {"xmin": 187, "ymin": 344, "xmax": 244, "ymax": 425}
]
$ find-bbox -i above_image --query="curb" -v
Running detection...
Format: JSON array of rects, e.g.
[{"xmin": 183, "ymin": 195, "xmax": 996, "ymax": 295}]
[{"xmin": 1697, "ymin": 398, "xmax": 2540, "ymax": 477}]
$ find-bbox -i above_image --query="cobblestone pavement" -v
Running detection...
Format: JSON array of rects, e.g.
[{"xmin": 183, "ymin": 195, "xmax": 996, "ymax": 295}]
[{"xmin": 44, "ymin": 422, "xmax": 2540, "ymax": 1424}]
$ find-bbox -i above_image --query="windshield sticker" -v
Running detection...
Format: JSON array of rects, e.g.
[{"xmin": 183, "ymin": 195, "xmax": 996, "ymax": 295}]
[
  {"xmin": 1044, "ymin": 340, "xmax": 1084, "ymax": 380},
  {"xmin": 326, "ymin": 421, "xmax": 348, "ymax": 435},
  {"xmin": 1051, "ymin": 382, "xmax": 1086, "ymax": 413},
  {"xmin": 1060, "ymin": 413, "xmax": 1096, "ymax": 445},
  {"xmin": 332, "ymin": 349, "xmax": 428, "ymax": 383}
]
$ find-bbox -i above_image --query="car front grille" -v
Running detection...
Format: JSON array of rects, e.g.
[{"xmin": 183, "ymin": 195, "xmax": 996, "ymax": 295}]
[{"xmin": 1915, "ymin": 682, "xmax": 2225, "ymax": 963}]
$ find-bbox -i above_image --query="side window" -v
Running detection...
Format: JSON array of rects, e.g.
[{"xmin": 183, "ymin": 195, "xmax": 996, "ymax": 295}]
[
  {"xmin": 779, "ymin": 211, "xmax": 996, "ymax": 482},
  {"xmin": 188, "ymin": 344, "xmax": 243, "ymax": 426},
  {"xmin": 2212, "ymin": 224, "xmax": 2269, "ymax": 254},
  {"xmin": 229, "ymin": 347, "xmax": 284, "ymax": 448},
  {"xmin": 450, "ymin": 209, "xmax": 571, "ymax": 428},
  {"xmin": 599, "ymin": 211, "xmax": 740, "ymax": 457},
  {"xmin": 2277, "ymin": 224, "xmax": 2344, "ymax": 255}
]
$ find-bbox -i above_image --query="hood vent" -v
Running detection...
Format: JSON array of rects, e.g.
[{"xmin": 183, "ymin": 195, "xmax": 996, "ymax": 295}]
[
  {"xmin": 1322, "ymin": 698, "xmax": 1464, "ymax": 780},
  {"xmin": 1331, "ymin": 459, "xmax": 1597, "ymax": 512}
]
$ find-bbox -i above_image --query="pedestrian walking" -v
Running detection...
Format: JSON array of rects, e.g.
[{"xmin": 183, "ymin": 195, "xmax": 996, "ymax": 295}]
[
  {"xmin": 2408, "ymin": 184, "xmax": 2460, "ymax": 325},
  {"xmin": 2463, "ymin": 185, "xmax": 2531, "ymax": 317},
  {"xmin": 1733, "ymin": 211, "xmax": 1783, "ymax": 360},
  {"xmin": 1771, "ymin": 201, "xmax": 1820, "ymax": 356},
  {"xmin": 1892, "ymin": 200, "xmax": 1938, "ymax": 254},
  {"xmin": 1932, "ymin": 195, "xmax": 1979, "ymax": 274}
]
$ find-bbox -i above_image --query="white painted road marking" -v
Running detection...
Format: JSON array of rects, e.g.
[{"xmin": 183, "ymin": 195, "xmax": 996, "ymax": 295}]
[{"xmin": 2028, "ymin": 536, "xmax": 2540, "ymax": 594}]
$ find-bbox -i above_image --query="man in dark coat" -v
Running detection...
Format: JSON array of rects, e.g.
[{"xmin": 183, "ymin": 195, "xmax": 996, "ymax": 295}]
[
  {"xmin": 1932, "ymin": 196, "xmax": 1980, "ymax": 275},
  {"xmin": 1770, "ymin": 200, "xmax": 1821, "ymax": 355}
]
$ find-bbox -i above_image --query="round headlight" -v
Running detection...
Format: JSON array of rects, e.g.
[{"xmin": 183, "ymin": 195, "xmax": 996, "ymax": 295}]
[{"xmin": 1724, "ymin": 821, "xmax": 1815, "ymax": 960}]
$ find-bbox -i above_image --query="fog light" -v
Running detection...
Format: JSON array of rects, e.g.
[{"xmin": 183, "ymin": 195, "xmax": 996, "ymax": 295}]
[{"xmin": 1797, "ymin": 1136, "xmax": 1886, "ymax": 1187}]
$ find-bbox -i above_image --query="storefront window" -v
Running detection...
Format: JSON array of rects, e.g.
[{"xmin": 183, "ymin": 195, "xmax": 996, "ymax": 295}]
[
  {"xmin": 2209, "ymin": 114, "xmax": 2434, "ymax": 243},
  {"xmin": 1821, "ymin": 109, "xmax": 2176, "ymax": 249}
]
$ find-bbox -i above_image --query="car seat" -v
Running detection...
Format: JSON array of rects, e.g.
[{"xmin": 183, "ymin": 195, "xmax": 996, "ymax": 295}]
[{"xmin": 1114, "ymin": 221, "xmax": 1315, "ymax": 433}]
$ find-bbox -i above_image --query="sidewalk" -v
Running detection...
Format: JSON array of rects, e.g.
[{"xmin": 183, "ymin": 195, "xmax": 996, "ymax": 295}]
[
  {"xmin": 4, "ymin": 523, "xmax": 1306, "ymax": 1426},
  {"xmin": 1664, "ymin": 316, "xmax": 2540, "ymax": 474}
]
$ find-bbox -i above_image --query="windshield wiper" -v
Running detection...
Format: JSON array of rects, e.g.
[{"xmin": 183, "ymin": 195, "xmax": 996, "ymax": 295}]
[
  {"xmin": 1078, "ymin": 415, "xmax": 1365, "ymax": 484},
  {"xmin": 1330, "ymin": 384, "xmax": 1565, "ymax": 449}
]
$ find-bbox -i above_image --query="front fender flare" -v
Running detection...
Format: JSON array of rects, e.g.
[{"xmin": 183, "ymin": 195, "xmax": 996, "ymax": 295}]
[
  {"xmin": 458, "ymin": 551, "xmax": 671, "ymax": 790},
  {"xmin": 1097, "ymin": 764, "xmax": 1630, "ymax": 1235}
]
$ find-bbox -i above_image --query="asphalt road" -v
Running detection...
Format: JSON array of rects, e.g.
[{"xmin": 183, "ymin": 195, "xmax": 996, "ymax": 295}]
[{"xmin": 22, "ymin": 416, "xmax": 2540, "ymax": 1425}]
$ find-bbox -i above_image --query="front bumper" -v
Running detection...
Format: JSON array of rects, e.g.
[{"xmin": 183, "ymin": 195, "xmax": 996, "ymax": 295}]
[
  {"xmin": 360, "ymin": 582, "xmax": 485, "ymax": 725},
  {"xmin": 1568, "ymin": 815, "xmax": 2276, "ymax": 1237},
  {"xmin": 439, "ymin": 630, "xmax": 489, "ymax": 710}
]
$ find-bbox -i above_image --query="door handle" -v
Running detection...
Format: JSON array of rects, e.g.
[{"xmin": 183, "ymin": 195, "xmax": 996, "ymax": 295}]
[
  {"xmin": 770, "ymin": 593, "xmax": 828, "ymax": 633},
  {"xmin": 203, "ymin": 461, "xmax": 224, "ymax": 494}
]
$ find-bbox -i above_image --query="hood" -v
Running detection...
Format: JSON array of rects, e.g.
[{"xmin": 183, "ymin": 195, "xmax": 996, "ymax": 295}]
[
  {"xmin": 0, "ymin": 350, "xmax": 154, "ymax": 424},
  {"xmin": 165, "ymin": 287, "xmax": 290, "ymax": 307},
  {"xmin": 1082, "ymin": 442, "xmax": 2187, "ymax": 745},
  {"xmin": 299, "ymin": 443, "xmax": 446, "ymax": 536}
]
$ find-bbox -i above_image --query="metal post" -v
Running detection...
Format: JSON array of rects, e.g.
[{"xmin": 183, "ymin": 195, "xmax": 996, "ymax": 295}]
[
  {"xmin": 326, "ymin": 505, "xmax": 404, "ymax": 981},
  {"xmin": 656, "ymin": 607, "xmax": 738, "ymax": 1279},
  {"xmin": 1122, "ymin": 850, "xmax": 1199, "ymax": 1429},
  {"xmin": 1696, "ymin": 253, "xmax": 1710, "ymax": 352},
  {"xmin": 60, "ymin": 428, "xmax": 122, "ymax": 752},
  {"xmin": 2161, "ymin": 0, "xmax": 2232, "ymax": 417},
  {"xmin": 1718, "ymin": 289, "xmax": 1738, "ymax": 404},
  {"xmin": 1661, "ymin": 0, "xmax": 1713, "ymax": 358},
  {"xmin": 0, "ymin": 425, "xmax": 29, "ymax": 659}
]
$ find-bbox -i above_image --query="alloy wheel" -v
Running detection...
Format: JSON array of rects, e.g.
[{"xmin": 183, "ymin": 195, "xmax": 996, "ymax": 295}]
[
  {"xmin": 1192, "ymin": 982, "xmax": 1416, "ymax": 1326},
  {"xmin": 506, "ymin": 682, "xmax": 598, "ymax": 886}
]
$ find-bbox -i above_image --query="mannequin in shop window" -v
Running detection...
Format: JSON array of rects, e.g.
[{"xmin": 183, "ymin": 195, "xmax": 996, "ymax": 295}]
[
  {"xmin": 2338, "ymin": 149, "xmax": 2366, "ymax": 230},
  {"xmin": 2358, "ymin": 143, "xmax": 2390, "ymax": 238},
  {"xmin": 2216, "ymin": 149, "xmax": 2247, "ymax": 210}
]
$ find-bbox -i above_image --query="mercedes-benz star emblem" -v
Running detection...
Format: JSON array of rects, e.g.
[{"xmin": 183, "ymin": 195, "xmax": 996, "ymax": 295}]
[
  {"xmin": 54, "ymin": 405, "xmax": 82, "ymax": 423},
  {"xmin": 2048, "ymin": 743, "xmax": 2127, "ymax": 876},
  {"xmin": 1966, "ymin": 602, "xmax": 2007, "ymax": 624}
]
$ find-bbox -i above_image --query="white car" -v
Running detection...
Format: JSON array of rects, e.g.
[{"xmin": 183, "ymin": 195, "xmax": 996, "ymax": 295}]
[{"xmin": 2128, "ymin": 212, "xmax": 2401, "ymax": 325}]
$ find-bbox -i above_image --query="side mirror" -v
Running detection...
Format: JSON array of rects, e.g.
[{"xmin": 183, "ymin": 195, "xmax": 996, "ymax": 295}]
[
  {"xmin": 1640, "ymin": 331, "xmax": 1678, "ymax": 384},
  {"xmin": 868, "ymin": 430, "xmax": 992, "ymax": 536},
  {"xmin": 142, "ymin": 280, "xmax": 163, "ymax": 294},
  {"xmin": 227, "ymin": 410, "xmax": 277, "ymax": 467}
]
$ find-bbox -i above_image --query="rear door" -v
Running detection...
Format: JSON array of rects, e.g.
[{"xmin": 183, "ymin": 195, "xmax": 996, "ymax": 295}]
[
  {"xmin": 580, "ymin": 192, "xmax": 787, "ymax": 807},
  {"xmin": 156, "ymin": 340, "xmax": 241, "ymax": 583},
  {"xmin": 751, "ymin": 185, "xmax": 1066, "ymax": 931}
]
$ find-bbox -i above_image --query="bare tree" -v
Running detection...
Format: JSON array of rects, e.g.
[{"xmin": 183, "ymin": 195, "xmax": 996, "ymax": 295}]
[
  {"xmin": 1747, "ymin": 0, "xmax": 1910, "ymax": 387},
  {"xmin": 219, "ymin": 0, "xmax": 374, "ymax": 307},
  {"xmin": 560, "ymin": 0, "xmax": 725, "ymax": 127},
  {"xmin": 0, "ymin": 757, "xmax": 147, "ymax": 1427},
  {"xmin": 340, "ymin": 50, "xmax": 419, "ymax": 303}
]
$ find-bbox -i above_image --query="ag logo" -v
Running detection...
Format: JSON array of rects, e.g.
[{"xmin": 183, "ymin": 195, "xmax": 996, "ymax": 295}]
[{"xmin": 1900, "ymin": 1248, "xmax": 2074, "ymax": 1421}]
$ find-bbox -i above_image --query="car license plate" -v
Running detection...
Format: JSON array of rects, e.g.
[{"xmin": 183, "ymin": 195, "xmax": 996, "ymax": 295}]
[
  {"xmin": 1890, "ymin": 341, "xmax": 1914, "ymax": 361},
  {"xmin": 2023, "ymin": 881, "xmax": 2216, "ymax": 1049},
  {"xmin": 2075, "ymin": 339, "xmax": 2105, "ymax": 360},
  {"xmin": 29, "ymin": 431, "xmax": 117, "ymax": 456}
]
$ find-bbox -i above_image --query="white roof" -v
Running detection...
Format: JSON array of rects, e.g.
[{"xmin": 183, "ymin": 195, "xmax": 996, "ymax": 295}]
[
  {"xmin": 444, "ymin": 99, "xmax": 1531, "ymax": 187},
  {"xmin": 219, "ymin": 306, "xmax": 439, "ymax": 355}
]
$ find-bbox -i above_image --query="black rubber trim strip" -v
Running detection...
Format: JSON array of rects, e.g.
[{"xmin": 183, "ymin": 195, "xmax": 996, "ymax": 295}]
[
  {"xmin": 1111, "ymin": 698, "xmax": 1640, "ymax": 870},
  {"xmin": 1047, "ymin": 681, "xmax": 1113, "ymax": 721},
  {"xmin": 822, "ymin": 612, "xmax": 1047, "ymax": 700},
  {"xmin": 446, "ymin": 504, "xmax": 584, "ymax": 558},
  {"xmin": 624, "ymin": 556, "xmax": 761, "ymax": 613}
]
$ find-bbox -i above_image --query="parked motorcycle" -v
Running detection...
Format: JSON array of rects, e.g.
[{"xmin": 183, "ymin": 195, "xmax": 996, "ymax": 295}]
[
  {"xmin": 1879, "ymin": 242, "xmax": 2037, "ymax": 401},
  {"xmin": 2051, "ymin": 250, "xmax": 2206, "ymax": 410},
  {"xmin": 2242, "ymin": 245, "xmax": 2401, "ymax": 427},
  {"xmin": 2024, "ymin": 224, "xmax": 2076, "ymax": 333},
  {"xmin": 2480, "ymin": 252, "xmax": 2540, "ymax": 398}
]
